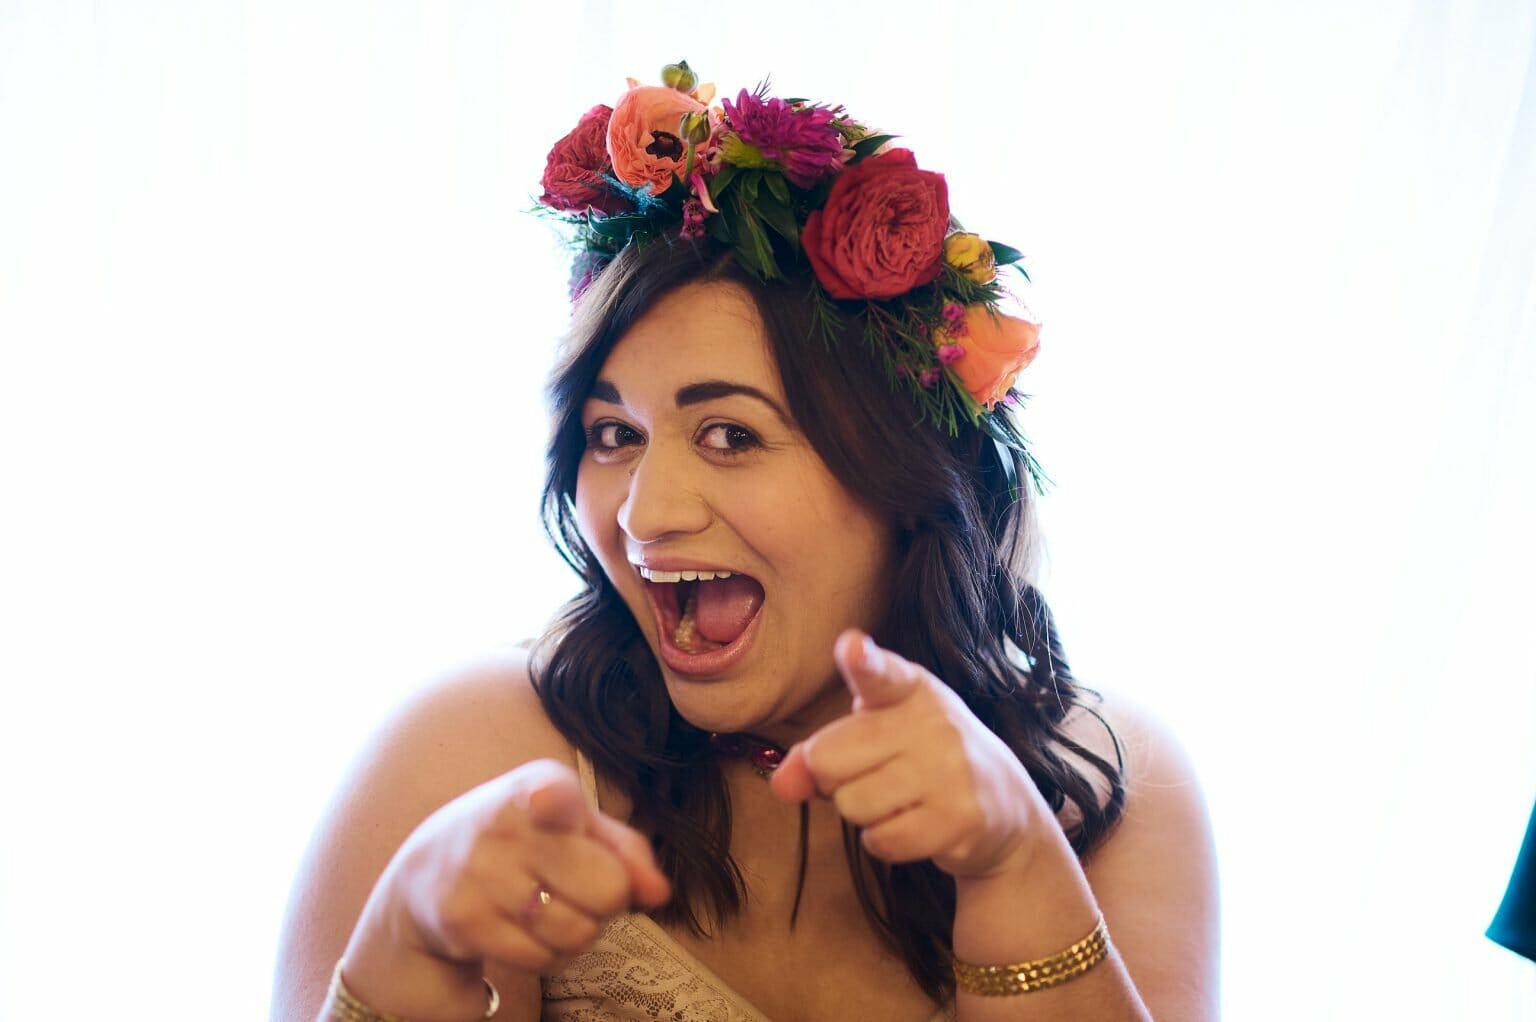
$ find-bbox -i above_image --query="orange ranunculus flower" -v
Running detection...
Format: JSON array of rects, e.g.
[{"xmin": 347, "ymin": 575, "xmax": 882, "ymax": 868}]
[
  {"xmin": 938, "ymin": 305, "xmax": 1041, "ymax": 409},
  {"xmin": 607, "ymin": 85, "xmax": 707, "ymax": 193}
]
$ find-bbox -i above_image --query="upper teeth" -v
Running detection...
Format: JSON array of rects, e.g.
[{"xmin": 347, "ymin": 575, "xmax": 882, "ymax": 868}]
[{"xmin": 637, "ymin": 567, "xmax": 735, "ymax": 583}]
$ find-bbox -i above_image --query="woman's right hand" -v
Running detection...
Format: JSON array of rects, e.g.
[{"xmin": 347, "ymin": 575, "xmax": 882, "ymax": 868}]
[{"xmin": 334, "ymin": 758, "xmax": 670, "ymax": 1022}]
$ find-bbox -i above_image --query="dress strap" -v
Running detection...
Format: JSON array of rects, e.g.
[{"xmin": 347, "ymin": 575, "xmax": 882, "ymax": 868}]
[{"xmin": 574, "ymin": 748, "xmax": 600, "ymax": 812}]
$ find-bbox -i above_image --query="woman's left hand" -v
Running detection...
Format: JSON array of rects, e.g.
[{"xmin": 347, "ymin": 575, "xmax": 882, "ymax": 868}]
[{"xmin": 770, "ymin": 630, "xmax": 1054, "ymax": 880}]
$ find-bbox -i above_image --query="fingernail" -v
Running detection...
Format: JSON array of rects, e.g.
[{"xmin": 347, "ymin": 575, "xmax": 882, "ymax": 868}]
[{"xmin": 860, "ymin": 635, "xmax": 878, "ymax": 666}]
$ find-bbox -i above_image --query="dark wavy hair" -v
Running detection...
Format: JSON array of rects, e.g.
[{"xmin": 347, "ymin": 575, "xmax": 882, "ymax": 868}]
[{"xmin": 529, "ymin": 236, "xmax": 1125, "ymax": 1002}]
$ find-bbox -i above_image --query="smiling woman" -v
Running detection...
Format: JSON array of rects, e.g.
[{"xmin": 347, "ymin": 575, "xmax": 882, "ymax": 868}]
[
  {"xmin": 271, "ymin": 64, "xmax": 1218, "ymax": 1022},
  {"xmin": 571, "ymin": 281, "xmax": 894, "ymax": 735}
]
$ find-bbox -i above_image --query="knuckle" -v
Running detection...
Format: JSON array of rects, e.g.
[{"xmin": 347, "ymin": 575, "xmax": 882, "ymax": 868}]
[
  {"xmin": 462, "ymin": 841, "xmax": 501, "ymax": 884},
  {"xmin": 832, "ymin": 786, "xmax": 857, "ymax": 818},
  {"xmin": 435, "ymin": 891, "xmax": 485, "ymax": 945},
  {"xmin": 488, "ymin": 934, "xmax": 554, "ymax": 973},
  {"xmin": 549, "ymin": 913, "xmax": 602, "ymax": 952},
  {"xmin": 611, "ymin": 823, "xmax": 651, "ymax": 862},
  {"xmin": 590, "ymin": 865, "xmax": 631, "ymax": 916},
  {"xmin": 863, "ymin": 826, "xmax": 895, "ymax": 860}
]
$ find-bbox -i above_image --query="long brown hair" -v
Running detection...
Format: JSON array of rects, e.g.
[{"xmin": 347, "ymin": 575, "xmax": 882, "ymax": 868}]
[{"xmin": 530, "ymin": 236, "xmax": 1125, "ymax": 1002}]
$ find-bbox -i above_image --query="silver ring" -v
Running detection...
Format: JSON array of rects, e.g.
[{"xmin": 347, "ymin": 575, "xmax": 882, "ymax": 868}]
[{"xmin": 519, "ymin": 883, "xmax": 553, "ymax": 923}]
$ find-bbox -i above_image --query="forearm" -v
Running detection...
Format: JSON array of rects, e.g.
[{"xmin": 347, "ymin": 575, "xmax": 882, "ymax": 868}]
[{"xmin": 952, "ymin": 832, "xmax": 1152, "ymax": 1021}]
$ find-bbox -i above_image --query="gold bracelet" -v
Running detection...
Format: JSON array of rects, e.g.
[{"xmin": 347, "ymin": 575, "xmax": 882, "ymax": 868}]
[
  {"xmin": 327, "ymin": 961, "xmax": 501, "ymax": 1021},
  {"xmin": 952, "ymin": 915, "xmax": 1110, "ymax": 996}
]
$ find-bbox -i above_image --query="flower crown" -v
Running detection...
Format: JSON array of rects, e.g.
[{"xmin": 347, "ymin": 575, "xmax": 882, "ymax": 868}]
[{"xmin": 537, "ymin": 61, "xmax": 1048, "ymax": 494}]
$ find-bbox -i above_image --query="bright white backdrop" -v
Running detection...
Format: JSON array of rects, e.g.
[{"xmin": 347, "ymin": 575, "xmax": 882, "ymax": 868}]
[{"xmin": 2, "ymin": 2, "xmax": 1533, "ymax": 1019}]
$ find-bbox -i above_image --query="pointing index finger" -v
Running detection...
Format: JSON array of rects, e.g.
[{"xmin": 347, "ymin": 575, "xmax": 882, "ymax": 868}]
[{"xmin": 836, "ymin": 630, "xmax": 921, "ymax": 711}]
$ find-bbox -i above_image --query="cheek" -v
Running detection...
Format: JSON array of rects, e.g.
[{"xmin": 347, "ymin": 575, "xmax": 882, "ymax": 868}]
[{"xmin": 573, "ymin": 464, "xmax": 617, "ymax": 553}]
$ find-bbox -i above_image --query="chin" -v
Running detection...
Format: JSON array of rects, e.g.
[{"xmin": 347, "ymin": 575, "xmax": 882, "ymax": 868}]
[{"xmin": 658, "ymin": 670, "xmax": 774, "ymax": 734}]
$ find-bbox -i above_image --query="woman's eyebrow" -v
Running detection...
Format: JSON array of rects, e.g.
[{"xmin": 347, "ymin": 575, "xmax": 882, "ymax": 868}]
[
  {"xmin": 675, "ymin": 380, "xmax": 791, "ymax": 425},
  {"xmin": 588, "ymin": 379, "xmax": 622, "ymax": 404}
]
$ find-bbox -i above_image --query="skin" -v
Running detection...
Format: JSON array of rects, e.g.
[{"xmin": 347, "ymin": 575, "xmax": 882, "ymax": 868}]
[
  {"xmin": 573, "ymin": 281, "xmax": 895, "ymax": 747},
  {"xmin": 270, "ymin": 281, "xmax": 1218, "ymax": 1022}
]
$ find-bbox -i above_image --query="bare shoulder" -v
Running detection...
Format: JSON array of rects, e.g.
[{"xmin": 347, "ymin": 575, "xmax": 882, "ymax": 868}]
[
  {"xmin": 1062, "ymin": 687, "xmax": 1220, "ymax": 1019},
  {"xmin": 1059, "ymin": 686, "xmax": 1208, "ymax": 828},
  {"xmin": 270, "ymin": 646, "xmax": 572, "ymax": 1021}
]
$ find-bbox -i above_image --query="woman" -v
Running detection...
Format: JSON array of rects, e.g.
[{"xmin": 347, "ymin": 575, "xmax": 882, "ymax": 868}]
[{"xmin": 272, "ymin": 64, "xmax": 1218, "ymax": 1021}]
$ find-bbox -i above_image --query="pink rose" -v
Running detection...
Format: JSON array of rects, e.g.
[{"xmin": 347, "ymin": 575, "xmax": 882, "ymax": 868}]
[
  {"xmin": 939, "ymin": 306, "xmax": 1042, "ymax": 409},
  {"xmin": 540, "ymin": 105, "xmax": 630, "ymax": 215},
  {"xmin": 801, "ymin": 149, "xmax": 949, "ymax": 300},
  {"xmin": 606, "ymin": 85, "xmax": 707, "ymax": 193}
]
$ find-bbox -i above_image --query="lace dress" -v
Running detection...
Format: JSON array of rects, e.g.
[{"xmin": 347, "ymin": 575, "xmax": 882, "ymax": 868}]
[{"xmin": 539, "ymin": 752, "xmax": 955, "ymax": 1022}]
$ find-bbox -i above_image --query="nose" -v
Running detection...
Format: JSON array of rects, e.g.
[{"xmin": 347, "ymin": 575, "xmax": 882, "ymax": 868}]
[{"xmin": 616, "ymin": 441, "xmax": 714, "ymax": 544}]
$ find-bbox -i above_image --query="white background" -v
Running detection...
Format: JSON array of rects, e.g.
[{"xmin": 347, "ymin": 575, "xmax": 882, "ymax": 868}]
[{"xmin": 2, "ymin": 2, "xmax": 1534, "ymax": 1019}]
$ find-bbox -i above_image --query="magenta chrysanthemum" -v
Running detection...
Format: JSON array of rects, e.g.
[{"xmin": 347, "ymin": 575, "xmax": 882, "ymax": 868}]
[{"xmin": 721, "ymin": 87, "xmax": 845, "ymax": 188}]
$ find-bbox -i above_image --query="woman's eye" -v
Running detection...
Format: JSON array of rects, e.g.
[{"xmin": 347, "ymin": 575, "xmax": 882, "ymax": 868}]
[
  {"xmin": 698, "ymin": 423, "xmax": 759, "ymax": 453},
  {"xmin": 587, "ymin": 422, "xmax": 643, "ymax": 451}
]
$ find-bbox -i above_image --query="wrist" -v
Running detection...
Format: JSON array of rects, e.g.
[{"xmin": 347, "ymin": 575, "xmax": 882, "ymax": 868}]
[
  {"xmin": 329, "ymin": 958, "xmax": 498, "ymax": 1022},
  {"xmin": 339, "ymin": 904, "xmax": 490, "ymax": 1022},
  {"xmin": 951, "ymin": 826, "xmax": 1101, "ymax": 967}
]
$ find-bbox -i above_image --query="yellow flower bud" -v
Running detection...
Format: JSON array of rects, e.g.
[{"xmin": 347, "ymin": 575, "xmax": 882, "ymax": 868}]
[
  {"xmin": 943, "ymin": 232, "xmax": 997, "ymax": 285},
  {"xmin": 679, "ymin": 110, "xmax": 712, "ymax": 145},
  {"xmin": 661, "ymin": 60, "xmax": 699, "ymax": 93}
]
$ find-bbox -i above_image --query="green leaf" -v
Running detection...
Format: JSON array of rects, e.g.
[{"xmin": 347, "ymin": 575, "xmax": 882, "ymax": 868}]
[
  {"xmin": 710, "ymin": 164, "xmax": 740, "ymax": 197},
  {"xmin": 850, "ymin": 133, "xmax": 897, "ymax": 160},
  {"xmin": 733, "ymin": 195, "xmax": 778, "ymax": 280},
  {"xmin": 988, "ymin": 241, "xmax": 1025, "ymax": 265},
  {"xmin": 755, "ymin": 191, "xmax": 800, "ymax": 247},
  {"xmin": 763, "ymin": 172, "xmax": 791, "ymax": 206},
  {"xmin": 587, "ymin": 213, "xmax": 649, "ymax": 242},
  {"xmin": 739, "ymin": 170, "xmax": 761, "ymax": 204},
  {"xmin": 705, "ymin": 212, "xmax": 732, "ymax": 244}
]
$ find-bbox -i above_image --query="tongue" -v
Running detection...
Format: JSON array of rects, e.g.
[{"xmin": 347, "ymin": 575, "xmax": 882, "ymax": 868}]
[{"xmin": 693, "ymin": 575, "xmax": 765, "ymax": 644}]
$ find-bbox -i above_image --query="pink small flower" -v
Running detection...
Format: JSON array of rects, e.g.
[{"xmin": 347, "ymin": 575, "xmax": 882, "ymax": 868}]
[
  {"xmin": 681, "ymin": 197, "xmax": 708, "ymax": 240},
  {"xmin": 937, "ymin": 343, "xmax": 966, "ymax": 366},
  {"xmin": 941, "ymin": 302, "xmax": 968, "ymax": 334},
  {"xmin": 919, "ymin": 367, "xmax": 943, "ymax": 388}
]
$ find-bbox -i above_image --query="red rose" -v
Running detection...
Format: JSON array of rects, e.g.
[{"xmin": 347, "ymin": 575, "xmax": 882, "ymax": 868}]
[
  {"xmin": 801, "ymin": 149, "xmax": 949, "ymax": 300},
  {"xmin": 540, "ymin": 105, "xmax": 630, "ymax": 215}
]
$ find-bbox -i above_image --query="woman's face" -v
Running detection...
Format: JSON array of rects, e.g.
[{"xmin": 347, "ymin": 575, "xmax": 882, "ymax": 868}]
[{"xmin": 575, "ymin": 281, "xmax": 895, "ymax": 742}]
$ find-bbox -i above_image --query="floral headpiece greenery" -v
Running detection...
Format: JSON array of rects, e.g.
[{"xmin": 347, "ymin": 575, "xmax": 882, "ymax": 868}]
[{"xmin": 537, "ymin": 61, "xmax": 1048, "ymax": 494}]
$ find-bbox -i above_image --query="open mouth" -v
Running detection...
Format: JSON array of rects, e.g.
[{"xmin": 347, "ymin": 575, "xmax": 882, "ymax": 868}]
[{"xmin": 639, "ymin": 566, "xmax": 766, "ymax": 673}]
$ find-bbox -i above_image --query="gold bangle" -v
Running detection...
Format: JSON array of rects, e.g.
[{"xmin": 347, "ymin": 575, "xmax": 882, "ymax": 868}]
[
  {"xmin": 952, "ymin": 915, "xmax": 1110, "ymax": 996},
  {"xmin": 327, "ymin": 961, "xmax": 501, "ymax": 1021}
]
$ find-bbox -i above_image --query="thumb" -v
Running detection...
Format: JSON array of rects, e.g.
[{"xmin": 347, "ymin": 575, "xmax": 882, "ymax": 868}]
[{"xmin": 836, "ymin": 630, "xmax": 921, "ymax": 711}]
